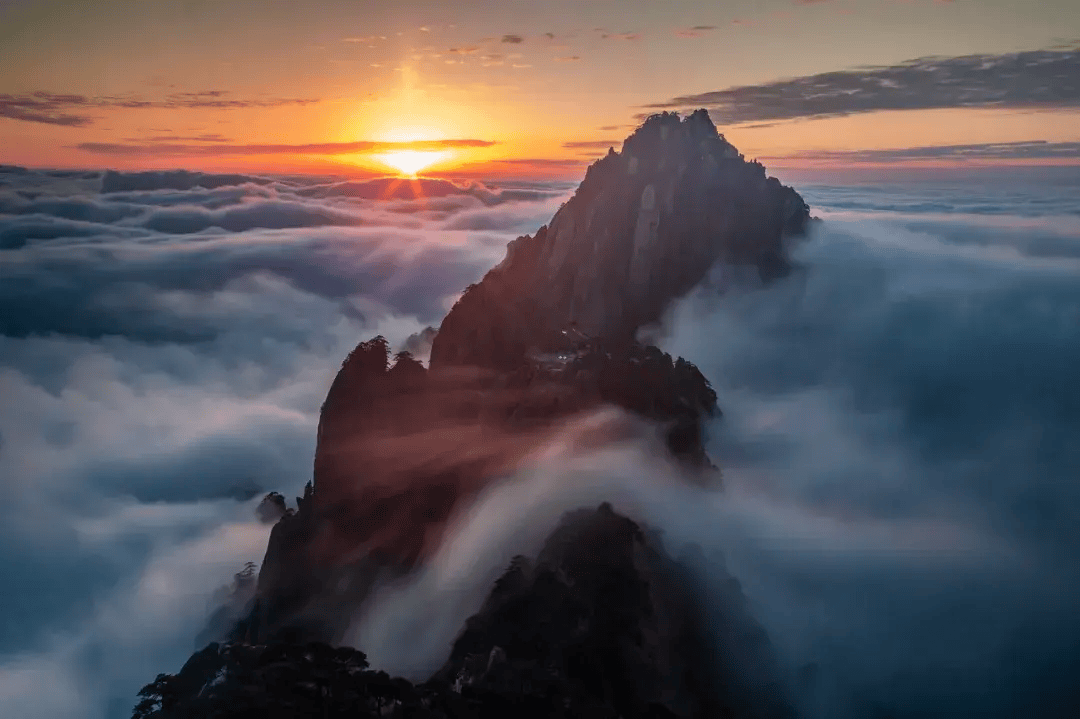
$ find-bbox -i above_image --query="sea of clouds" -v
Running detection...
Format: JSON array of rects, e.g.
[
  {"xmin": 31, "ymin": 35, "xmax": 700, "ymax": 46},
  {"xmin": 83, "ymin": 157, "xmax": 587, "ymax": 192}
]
[
  {"xmin": 0, "ymin": 166, "xmax": 567, "ymax": 718},
  {"xmin": 1, "ymin": 164, "xmax": 1078, "ymax": 718}
]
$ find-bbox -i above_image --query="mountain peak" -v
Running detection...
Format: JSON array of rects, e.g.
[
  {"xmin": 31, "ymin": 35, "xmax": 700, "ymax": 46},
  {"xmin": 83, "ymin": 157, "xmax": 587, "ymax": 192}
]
[{"xmin": 430, "ymin": 109, "xmax": 809, "ymax": 371}]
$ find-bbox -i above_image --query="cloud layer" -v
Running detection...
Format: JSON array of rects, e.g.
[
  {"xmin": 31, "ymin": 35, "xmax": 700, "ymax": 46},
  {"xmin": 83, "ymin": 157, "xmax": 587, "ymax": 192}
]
[
  {"xmin": 654, "ymin": 182, "xmax": 1080, "ymax": 718},
  {"xmin": 0, "ymin": 164, "xmax": 565, "ymax": 718},
  {"xmin": 2, "ymin": 163, "xmax": 1078, "ymax": 719}
]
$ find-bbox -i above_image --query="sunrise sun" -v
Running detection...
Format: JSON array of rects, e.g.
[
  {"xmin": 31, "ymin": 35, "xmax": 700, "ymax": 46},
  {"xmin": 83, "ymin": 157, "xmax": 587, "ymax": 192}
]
[{"xmin": 377, "ymin": 149, "xmax": 446, "ymax": 177}]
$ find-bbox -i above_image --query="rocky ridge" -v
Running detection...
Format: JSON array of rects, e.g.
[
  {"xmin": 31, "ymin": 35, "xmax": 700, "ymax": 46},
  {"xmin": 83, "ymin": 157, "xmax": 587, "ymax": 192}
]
[{"xmin": 136, "ymin": 505, "xmax": 795, "ymax": 719}]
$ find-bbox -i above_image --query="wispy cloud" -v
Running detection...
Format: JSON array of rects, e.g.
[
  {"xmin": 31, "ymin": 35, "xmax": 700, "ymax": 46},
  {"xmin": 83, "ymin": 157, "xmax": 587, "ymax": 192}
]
[
  {"xmin": 125, "ymin": 133, "xmax": 231, "ymax": 143},
  {"xmin": 642, "ymin": 47, "xmax": 1080, "ymax": 124},
  {"xmin": 676, "ymin": 25, "xmax": 717, "ymax": 38},
  {"xmin": 562, "ymin": 140, "xmax": 619, "ymax": 151},
  {"xmin": 598, "ymin": 31, "xmax": 641, "ymax": 41},
  {"xmin": 493, "ymin": 158, "xmax": 586, "ymax": 168},
  {"xmin": 0, "ymin": 92, "xmax": 96, "ymax": 127},
  {"xmin": 75, "ymin": 138, "xmax": 497, "ymax": 157},
  {"xmin": 764, "ymin": 140, "xmax": 1080, "ymax": 163},
  {"xmin": 0, "ymin": 91, "xmax": 320, "ymax": 127}
]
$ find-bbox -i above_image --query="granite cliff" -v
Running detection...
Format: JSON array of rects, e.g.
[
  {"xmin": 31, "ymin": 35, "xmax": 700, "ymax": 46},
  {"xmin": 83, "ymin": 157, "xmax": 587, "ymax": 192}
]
[{"xmin": 430, "ymin": 109, "xmax": 808, "ymax": 370}]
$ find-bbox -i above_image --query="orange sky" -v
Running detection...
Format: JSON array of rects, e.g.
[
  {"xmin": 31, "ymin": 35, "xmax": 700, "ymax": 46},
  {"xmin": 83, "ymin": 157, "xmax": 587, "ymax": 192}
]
[{"xmin": 1, "ymin": 0, "xmax": 1078, "ymax": 177}]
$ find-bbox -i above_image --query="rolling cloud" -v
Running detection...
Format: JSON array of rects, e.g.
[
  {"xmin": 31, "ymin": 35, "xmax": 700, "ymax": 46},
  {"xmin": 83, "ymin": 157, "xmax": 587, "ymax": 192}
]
[
  {"xmin": 0, "ymin": 165, "xmax": 571, "ymax": 718},
  {"xmin": 642, "ymin": 47, "xmax": 1080, "ymax": 123},
  {"xmin": 2, "ymin": 161, "xmax": 1078, "ymax": 719}
]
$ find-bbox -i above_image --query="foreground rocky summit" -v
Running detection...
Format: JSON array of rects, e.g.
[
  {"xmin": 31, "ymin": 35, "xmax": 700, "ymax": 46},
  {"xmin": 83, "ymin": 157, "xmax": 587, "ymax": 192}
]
[
  {"xmin": 136, "ymin": 505, "xmax": 794, "ymax": 718},
  {"xmin": 134, "ymin": 110, "xmax": 810, "ymax": 718}
]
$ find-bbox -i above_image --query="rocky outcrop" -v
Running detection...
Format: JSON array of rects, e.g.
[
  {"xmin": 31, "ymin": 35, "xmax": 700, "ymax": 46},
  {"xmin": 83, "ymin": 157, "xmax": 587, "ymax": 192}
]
[
  {"xmin": 246, "ymin": 333, "xmax": 720, "ymax": 644},
  {"xmin": 402, "ymin": 326, "xmax": 438, "ymax": 362},
  {"xmin": 437, "ymin": 503, "xmax": 795, "ymax": 719},
  {"xmin": 256, "ymin": 492, "xmax": 288, "ymax": 524},
  {"xmin": 430, "ymin": 110, "xmax": 809, "ymax": 371},
  {"xmin": 138, "ymin": 506, "xmax": 794, "ymax": 719}
]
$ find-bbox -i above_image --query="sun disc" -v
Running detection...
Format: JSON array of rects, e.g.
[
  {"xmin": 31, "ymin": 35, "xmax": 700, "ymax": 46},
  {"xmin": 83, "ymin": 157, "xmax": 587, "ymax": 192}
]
[{"xmin": 378, "ymin": 150, "xmax": 446, "ymax": 177}]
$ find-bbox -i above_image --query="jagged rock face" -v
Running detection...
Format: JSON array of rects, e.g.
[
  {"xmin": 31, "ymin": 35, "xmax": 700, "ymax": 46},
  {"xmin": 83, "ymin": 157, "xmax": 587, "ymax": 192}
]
[
  {"xmin": 439, "ymin": 504, "xmax": 705, "ymax": 716},
  {"xmin": 438, "ymin": 504, "xmax": 798, "ymax": 719},
  {"xmin": 249, "ymin": 334, "xmax": 719, "ymax": 644},
  {"xmin": 139, "ymin": 507, "xmax": 795, "ymax": 719},
  {"xmin": 430, "ymin": 110, "xmax": 809, "ymax": 371}
]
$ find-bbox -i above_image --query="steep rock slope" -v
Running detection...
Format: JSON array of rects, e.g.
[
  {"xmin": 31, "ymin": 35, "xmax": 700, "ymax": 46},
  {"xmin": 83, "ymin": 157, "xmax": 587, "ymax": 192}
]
[
  {"xmin": 437, "ymin": 503, "xmax": 796, "ymax": 719},
  {"xmin": 239, "ymin": 110, "xmax": 809, "ymax": 645},
  {"xmin": 430, "ymin": 109, "xmax": 809, "ymax": 370}
]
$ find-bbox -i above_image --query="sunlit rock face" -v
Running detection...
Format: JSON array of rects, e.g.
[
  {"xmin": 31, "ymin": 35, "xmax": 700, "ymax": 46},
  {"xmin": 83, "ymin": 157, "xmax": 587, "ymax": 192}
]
[
  {"xmin": 429, "ymin": 109, "xmax": 809, "ymax": 371},
  {"xmin": 244, "ymin": 110, "xmax": 806, "ymax": 645}
]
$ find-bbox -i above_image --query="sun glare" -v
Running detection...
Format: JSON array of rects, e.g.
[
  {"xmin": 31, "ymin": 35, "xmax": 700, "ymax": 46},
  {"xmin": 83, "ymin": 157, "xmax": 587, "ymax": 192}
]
[{"xmin": 378, "ymin": 149, "xmax": 447, "ymax": 177}]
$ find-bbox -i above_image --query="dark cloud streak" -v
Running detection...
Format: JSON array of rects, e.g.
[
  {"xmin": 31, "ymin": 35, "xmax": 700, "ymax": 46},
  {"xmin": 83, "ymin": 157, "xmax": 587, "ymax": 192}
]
[
  {"xmin": 676, "ymin": 25, "xmax": 717, "ymax": 38},
  {"xmin": 562, "ymin": 140, "xmax": 619, "ymax": 150},
  {"xmin": 492, "ymin": 158, "xmax": 587, "ymax": 168},
  {"xmin": 0, "ymin": 90, "xmax": 320, "ymax": 127},
  {"xmin": 766, "ymin": 140, "xmax": 1080, "ymax": 163},
  {"xmin": 75, "ymin": 138, "xmax": 497, "ymax": 157},
  {"xmin": 0, "ymin": 92, "xmax": 95, "ymax": 127},
  {"xmin": 643, "ymin": 48, "xmax": 1080, "ymax": 124}
]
